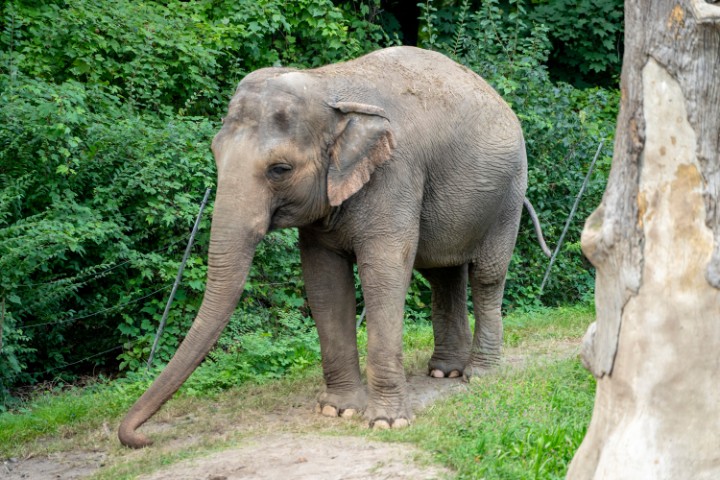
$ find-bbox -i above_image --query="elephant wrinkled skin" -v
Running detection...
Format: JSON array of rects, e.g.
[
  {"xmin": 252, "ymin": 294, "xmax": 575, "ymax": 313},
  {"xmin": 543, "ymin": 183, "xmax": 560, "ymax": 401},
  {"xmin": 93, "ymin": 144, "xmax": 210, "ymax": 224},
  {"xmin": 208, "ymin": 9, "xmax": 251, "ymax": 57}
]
[{"xmin": 118, "ymin": 46, "xmax": 546, "ymax": 448}]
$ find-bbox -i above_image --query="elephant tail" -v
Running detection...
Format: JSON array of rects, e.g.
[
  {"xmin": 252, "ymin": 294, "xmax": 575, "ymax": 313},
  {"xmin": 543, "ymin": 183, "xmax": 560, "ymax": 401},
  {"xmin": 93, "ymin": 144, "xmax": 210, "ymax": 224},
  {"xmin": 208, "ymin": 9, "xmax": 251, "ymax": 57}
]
[{"xmin": 523, "ymin": 198, "xmax": 552, "ymax": 257}]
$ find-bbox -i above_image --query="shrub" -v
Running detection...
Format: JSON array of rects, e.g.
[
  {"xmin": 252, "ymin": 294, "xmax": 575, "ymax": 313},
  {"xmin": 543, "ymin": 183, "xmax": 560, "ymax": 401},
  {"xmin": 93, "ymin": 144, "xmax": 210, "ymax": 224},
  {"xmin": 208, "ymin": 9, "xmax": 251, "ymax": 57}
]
[
  {"xmin": 527, "ymin": 0, "xmax": 623, "ymax": 86},
  {"xmin": 0, "ymin": 73, "xmax": 217, "ymax": 393},
  {"xmin": 0, "ymin": 0, "xmax": 386, "ymax": 402}
]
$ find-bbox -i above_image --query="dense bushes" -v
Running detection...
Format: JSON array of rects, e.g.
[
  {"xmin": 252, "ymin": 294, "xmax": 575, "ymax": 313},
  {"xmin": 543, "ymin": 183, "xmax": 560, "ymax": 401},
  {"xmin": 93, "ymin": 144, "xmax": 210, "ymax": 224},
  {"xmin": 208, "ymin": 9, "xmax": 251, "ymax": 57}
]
[
  {"xmin": 0, "ymin": 0, "xmax": 387, "ymax": 404},
  {"xmin": 0, "ymin": 0, "xmax": 619, "ymax": 404},
  {"xmin": 0, "ymin": 73, "xmax": 218, "ymax": 391},
  {"xmin": 527, "ymin": 0, "xmax": 623, "ymax": 86},
  {"xmin": 415, "ymin": 0, "xmax": 623, "ymax": 86}
]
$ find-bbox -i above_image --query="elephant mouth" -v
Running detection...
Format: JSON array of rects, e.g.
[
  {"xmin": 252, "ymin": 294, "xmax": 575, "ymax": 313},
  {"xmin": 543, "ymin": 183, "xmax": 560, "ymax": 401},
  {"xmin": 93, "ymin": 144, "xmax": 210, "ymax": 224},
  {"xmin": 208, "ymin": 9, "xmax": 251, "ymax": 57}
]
[
  {"xmin": 268, "ymin": 205, "xmax": 288, "ymax": 231},
  {"xmin": 269, "ymin": 198, "xmax": 327, "ymax": 231}
]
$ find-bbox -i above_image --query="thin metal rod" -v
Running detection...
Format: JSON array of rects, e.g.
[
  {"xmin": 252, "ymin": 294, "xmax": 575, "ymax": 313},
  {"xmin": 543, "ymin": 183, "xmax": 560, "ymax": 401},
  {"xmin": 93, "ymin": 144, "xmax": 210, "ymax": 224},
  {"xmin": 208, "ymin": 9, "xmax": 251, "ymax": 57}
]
[
  {"xmin": 356, "ymin": 306, "xmax": 366, "ymax": 329},
  {"xmin": 540, "ymin": 141, "xmax": 604, "ymax": 294},
  {"xmin": 147, "ymin": 187, "xmax": 212, "ymax": 371}
]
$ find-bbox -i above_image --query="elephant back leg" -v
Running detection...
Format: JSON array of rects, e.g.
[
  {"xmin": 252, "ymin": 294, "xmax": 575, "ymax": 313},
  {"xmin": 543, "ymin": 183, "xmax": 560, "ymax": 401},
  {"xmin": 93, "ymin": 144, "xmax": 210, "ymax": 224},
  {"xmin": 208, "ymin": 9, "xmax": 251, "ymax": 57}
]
[
  {"xmin": 465, "ymin": 201, "xmax": 523, "ymax": 380},
  {"xmin": 418, "ymin": 265, "xmax": 472, "ymax": 378}
]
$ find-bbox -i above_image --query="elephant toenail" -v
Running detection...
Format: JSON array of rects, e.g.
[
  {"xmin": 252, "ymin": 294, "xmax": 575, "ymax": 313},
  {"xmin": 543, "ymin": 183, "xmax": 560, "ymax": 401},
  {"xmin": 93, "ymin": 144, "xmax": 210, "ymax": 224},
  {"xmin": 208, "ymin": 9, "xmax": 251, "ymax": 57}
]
[
  {"xmin": 340, "ymin": 408, "xmax": 356, "ymax": 418},
  {"xmin": 321, "ymin": 405, "xmax": 338, "ymax": 417},
  {"xmin": 392, "ymin": 418, "xmax": 410, "ymax": 428},
  {"xmin": 448, "ymin": 370, "xmax": 461, "ymax": 378},
  {"xmin": 430, "ymin": 369, "xmax": 445, "ymax": 378},
  {"xmin": 371, "ymin": 418, "xmax": 391, "ymax": 429}
]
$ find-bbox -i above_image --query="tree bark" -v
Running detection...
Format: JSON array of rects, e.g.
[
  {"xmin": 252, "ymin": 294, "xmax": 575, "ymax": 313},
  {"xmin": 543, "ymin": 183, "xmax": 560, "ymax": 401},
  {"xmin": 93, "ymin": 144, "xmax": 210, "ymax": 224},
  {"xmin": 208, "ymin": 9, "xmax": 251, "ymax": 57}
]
[{"xmin": 568, "ymin": 1, "xmax": 720, "ymax": 478}]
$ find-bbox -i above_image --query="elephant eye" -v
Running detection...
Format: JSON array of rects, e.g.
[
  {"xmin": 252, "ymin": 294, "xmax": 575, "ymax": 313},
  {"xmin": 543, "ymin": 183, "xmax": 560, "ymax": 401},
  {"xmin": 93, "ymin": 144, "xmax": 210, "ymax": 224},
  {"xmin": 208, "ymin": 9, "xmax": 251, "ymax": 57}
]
[{"xmin": 267, "ymin": 163, "xmax": 293, "ymax": 179}]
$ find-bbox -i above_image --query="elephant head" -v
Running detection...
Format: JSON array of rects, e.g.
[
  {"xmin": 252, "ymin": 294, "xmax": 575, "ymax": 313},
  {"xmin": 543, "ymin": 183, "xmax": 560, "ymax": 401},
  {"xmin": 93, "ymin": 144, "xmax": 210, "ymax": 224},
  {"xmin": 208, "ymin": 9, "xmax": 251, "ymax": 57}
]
[{"xmin": 118, "ymin": 68, "xmax": 395, "ymax": 448}]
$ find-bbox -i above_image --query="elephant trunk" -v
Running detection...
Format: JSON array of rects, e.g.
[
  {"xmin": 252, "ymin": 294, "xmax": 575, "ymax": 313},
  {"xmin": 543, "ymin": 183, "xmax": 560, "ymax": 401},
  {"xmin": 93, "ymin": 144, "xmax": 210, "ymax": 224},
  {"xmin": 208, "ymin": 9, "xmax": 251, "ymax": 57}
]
[{"xmin": 118, "ymin": 195, "xmax": 267, "ymax": 448}]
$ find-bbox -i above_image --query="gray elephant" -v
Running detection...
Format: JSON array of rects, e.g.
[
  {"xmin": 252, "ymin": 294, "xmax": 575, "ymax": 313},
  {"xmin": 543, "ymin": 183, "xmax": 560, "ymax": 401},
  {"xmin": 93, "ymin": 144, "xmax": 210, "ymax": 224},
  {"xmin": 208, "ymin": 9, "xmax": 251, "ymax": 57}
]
[{"xmin": 119, "ymin": 46, "xmax": 550, "ymax": 448}]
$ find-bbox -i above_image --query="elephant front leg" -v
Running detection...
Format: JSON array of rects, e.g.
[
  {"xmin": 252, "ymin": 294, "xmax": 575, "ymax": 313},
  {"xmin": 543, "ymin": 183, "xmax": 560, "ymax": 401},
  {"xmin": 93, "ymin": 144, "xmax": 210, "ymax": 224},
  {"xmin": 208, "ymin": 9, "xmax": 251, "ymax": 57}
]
[
  {"xmin": 357, "ymin": 241, "xmax": 416, "ymax": 429},
  {"xmin": 419, "ymin": 265, "xmax": 472, "ymax": 378},
  {"xmin": 300, "ymin": 232, "xmax": 366, "ymax": 418}
]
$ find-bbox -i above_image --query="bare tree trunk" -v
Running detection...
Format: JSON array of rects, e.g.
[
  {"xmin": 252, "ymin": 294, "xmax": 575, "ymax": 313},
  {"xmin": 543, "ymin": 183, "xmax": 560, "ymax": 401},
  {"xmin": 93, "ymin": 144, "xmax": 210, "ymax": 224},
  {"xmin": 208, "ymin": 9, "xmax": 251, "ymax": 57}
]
[{"xmin": 568, "ymin": 1, "xmax": 720, "ymax": 478}]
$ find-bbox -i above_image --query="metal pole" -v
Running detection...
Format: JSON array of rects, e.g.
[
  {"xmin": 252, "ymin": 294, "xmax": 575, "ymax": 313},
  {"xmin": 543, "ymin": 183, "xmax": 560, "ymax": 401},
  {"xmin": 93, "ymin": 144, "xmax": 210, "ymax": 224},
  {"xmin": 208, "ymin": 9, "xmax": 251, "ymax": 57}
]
[
  {"xmin": 147, "ymin": 187, "xmax": 212, "ymax": 371},
  {"xmin": 356, "ymin": 306, "xmax": 366, "ymax": 329},
  {"xmin": 540, "ymin": 141, "xmax": 604, "ymax": 295}
]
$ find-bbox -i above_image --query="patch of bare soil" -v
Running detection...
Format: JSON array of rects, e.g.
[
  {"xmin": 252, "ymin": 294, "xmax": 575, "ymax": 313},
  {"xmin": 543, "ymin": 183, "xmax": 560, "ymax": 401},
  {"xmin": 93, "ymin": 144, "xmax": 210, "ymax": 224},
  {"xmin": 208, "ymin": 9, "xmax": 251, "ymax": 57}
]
[
  {"xmin": 2, "ymin": 451, "xmax": 106, "ymax": 480},
  {"xmin": 137, "ymin": 433, "xmax": 450, "ymax": 480}
]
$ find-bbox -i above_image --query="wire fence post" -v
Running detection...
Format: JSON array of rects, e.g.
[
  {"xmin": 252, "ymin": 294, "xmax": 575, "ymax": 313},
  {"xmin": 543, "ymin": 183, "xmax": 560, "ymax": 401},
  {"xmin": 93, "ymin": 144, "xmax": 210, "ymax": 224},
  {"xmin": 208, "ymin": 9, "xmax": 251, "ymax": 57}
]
[
  {"xmin": 147, "ymin": 187, "xmax": 212, "ymax": 371},
  {"xmin": 356, "ymin": 306, "xmax": 366, "ymax": 330},
  {"xmin": 539, "ymin": 141, "xmax": 605, "ymax": 295}
]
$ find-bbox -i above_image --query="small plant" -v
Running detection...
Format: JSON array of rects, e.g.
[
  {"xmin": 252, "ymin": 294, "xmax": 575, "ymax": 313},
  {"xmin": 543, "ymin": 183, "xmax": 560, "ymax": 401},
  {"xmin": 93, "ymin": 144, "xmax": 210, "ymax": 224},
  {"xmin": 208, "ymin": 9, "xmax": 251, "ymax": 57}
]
[{"xmin": 181, "ymin": 310, "xmax": 321, "ymax": 395}]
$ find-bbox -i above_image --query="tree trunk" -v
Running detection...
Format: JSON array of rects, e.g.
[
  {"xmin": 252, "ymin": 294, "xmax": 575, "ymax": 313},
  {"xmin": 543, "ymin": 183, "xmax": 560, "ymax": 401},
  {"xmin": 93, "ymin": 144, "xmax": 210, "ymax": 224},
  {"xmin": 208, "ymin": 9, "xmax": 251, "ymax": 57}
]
[{"xmin": 568, "ymin": 1, "xmax": 720, "ymax": 478}]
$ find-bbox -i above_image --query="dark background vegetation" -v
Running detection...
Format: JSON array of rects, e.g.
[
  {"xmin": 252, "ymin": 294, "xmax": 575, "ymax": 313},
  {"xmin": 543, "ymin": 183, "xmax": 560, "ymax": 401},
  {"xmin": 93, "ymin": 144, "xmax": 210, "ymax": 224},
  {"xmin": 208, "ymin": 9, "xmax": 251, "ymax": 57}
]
[{"xmin": 0, "ymin": 0, "xmax": 621, "ymax": 407}]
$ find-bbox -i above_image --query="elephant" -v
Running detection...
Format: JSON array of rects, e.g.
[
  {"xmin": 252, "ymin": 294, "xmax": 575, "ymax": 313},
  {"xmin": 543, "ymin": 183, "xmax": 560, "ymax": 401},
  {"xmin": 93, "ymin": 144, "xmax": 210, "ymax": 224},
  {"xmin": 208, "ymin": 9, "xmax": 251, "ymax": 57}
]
[{"xmin": 118, "ymin": 46, "xmax": 550, "ymax": 448}]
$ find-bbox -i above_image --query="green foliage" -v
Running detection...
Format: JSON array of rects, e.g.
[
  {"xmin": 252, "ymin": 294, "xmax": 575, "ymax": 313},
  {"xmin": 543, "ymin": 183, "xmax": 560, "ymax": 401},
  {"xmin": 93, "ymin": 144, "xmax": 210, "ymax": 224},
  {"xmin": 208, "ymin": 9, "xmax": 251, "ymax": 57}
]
[
  {"xmin": 182, "ymin": 310, "xmax": 321, "ymax": 395},
  {"xmin": 0, "ymin": 72, "xmax": 217, "ymax": 394},
  {"xmin": 417, "ymin": 0, "xmax": 623, "ymax": 87},
  {"xmin": 4, "ymin": 1, "xmax": 222, "ymax": 115},
  {"xmin": 415, "ymin": 0, "xmax": 618, "ymax": 312},
  {"xmin": 0, "ymin": 0, "xmax": 386, "ymax": 400},
  {"xmin": 196, "ymin": 0, "xmax": 390, "ymax": 71},
  {"xmin": 527, "ymin": 0, "xmax": 623, "ymax": 86},
  {"xmin": 2, "ymin": 0, "xmax": 389, "ymax": 116}
]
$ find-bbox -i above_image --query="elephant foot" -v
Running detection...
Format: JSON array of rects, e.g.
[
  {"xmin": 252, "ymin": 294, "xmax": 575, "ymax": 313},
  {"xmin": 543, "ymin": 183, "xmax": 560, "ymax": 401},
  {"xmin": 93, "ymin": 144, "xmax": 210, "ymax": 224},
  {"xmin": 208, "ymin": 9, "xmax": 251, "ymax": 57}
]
[
  {"xmin": 428, "ymin": 354, "xmax": 467, "ymax": 379},
  {"xmin": 430, "ymin": 368, "xmax": 462, "ymax": 378},
  {"xmin": 315, "ymin": 404, "xmax": 359, "ymax": 418},
  {"xmin": 462, "ymin": 354, "xmax": 500, "ymax": 382},
  {"xmin": 364, "ymin": 400, "xmax": 414, "ymax": 430},
  {"xmin": 315, "ymin": 388, "xmax": 367, "ymax": 419},
  {"xmin": 369, "ymin": 417, "xmax": 411, "ymax": 429}
]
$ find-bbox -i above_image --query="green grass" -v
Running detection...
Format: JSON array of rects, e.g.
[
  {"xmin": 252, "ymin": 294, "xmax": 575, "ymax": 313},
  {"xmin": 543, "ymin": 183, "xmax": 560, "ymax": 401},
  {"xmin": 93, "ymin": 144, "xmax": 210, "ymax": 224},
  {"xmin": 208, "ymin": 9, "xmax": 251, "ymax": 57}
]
[
  {"xmin": 0, "ymin": 304, "xmax": 596, "ymax": 479},
  {"xmin": 373, "ymin": 358, "xmax": 595, "ymax": 479},
  {"xmin": 0, "ymin": 377, "xmax": 148, "ymax": 454},
  {"xmin": 503, "ymin": 303, "xmax": 594, "ymax": 347},
  {"xmin": 368, "ymin": 303, "xmax": 597, "ymax": 479}
]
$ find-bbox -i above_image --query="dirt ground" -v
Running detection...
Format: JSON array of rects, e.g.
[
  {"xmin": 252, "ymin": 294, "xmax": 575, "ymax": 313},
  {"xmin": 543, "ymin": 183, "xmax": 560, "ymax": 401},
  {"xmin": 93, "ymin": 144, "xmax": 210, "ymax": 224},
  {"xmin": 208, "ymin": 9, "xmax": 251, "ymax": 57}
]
[
  {"xmin": 2, "ymin": 433, "xmax": 450, "ymax": 480},
  {"xmin": 2, "ymin": 452, "xmax": 106, "ymax": 480},
  {"xmin": 137, "ymin": 433, "xmax": 450, "ymax": 480},
  {"xmin": 2, "ymin": 343, "xmax": 579, "ymax": 480},
  {"xmin": 1, "ymin": 373, "xmax": 467, "ymax": 480}
]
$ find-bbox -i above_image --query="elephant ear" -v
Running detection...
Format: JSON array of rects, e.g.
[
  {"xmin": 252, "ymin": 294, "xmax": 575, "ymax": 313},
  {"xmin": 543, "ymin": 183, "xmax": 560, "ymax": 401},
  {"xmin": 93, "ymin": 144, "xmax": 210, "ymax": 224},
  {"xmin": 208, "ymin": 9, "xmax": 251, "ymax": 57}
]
[{"xmin": 326, "ymin": 102, "xmax": 396, "ymax": 207}]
